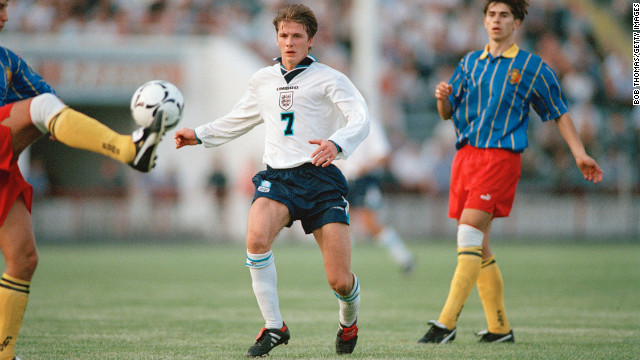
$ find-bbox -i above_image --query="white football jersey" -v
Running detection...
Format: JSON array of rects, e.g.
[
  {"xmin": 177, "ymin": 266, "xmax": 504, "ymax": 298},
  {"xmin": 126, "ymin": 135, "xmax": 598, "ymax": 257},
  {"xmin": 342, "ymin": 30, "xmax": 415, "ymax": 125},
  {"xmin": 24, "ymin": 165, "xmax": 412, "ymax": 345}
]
[
  {"xmin": 336, "ymin": 116, "xmax": 391, "ymax": 180},
  {"xmin": 195, "ymin": 56, "xmax": 370, "ymax": 169}
]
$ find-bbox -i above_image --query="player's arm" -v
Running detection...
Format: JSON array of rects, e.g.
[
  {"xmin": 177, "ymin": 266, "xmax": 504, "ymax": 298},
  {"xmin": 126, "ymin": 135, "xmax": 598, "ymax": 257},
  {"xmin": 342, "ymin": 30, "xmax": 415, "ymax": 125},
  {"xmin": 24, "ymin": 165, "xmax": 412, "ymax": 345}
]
[
  {"xmin": 174, "ymin": 128, "xmax": 199, "ymax": 149},
  {"xmin": 176, "ymin": 109, "xmax": 262, "ymax": 150},
  {"xmin": 5, "ymin": 48, "xmax": 55, "ymax": 100},
  {"xmin": 435, "ymin": 81, "xmax": 453, "ymax": 120},
  {"xmin": 554, "ymin": 112, "xmax": 603, "ymax": 183},
  {"xmin": 532, "ymin": 61, "xmax": 602, "ymax": 184},
  {"xmin": 188, "ymin": 76, "xmax": 263, "ymax": 149},
  {"xmin": 325, "ymin": 74, "xmax": 370, "ymax": 160},
  {"xmin": 436, "ymin": 56, "xmax": 467, "ymax": 121}
]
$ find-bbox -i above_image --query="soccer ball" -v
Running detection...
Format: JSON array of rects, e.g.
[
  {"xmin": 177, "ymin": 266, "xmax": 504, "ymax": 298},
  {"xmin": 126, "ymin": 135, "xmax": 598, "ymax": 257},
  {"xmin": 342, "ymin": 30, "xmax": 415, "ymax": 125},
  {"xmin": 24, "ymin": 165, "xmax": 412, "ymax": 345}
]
[{"xmin": 130, "ymin": 80, "xmax": 184, "ymax": 129}]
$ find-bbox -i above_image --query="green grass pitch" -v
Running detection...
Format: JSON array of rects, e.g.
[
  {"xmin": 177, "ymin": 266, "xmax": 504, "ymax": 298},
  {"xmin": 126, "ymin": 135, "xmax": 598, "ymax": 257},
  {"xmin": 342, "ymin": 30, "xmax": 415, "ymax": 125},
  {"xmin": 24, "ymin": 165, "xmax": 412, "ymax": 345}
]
[{"xmin": 10, "ymin": 239, "xmax": 639, "ymax": 359}]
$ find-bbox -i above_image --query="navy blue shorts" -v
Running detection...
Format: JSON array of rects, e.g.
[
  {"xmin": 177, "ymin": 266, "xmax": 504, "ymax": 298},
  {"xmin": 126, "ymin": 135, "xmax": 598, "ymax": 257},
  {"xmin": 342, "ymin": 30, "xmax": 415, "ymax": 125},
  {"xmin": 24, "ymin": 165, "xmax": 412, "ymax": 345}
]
[
  {"xmin": 252, "ymin": 163, "xmax": 350, "ymax": 234},
  {"xmin": 346, "ymin": 174, "xmax": 383, "ymax": 209}
]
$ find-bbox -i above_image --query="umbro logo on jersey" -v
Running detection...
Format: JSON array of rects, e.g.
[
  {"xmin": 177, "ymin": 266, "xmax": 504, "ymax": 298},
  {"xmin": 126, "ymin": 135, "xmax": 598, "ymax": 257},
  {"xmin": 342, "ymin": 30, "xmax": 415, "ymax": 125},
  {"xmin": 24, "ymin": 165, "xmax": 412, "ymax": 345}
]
[
  {"xmin": 279, "ymin": 91, "xmax": 294, "ymax": 110},
  {"xmin": 480, "ymin": 193, "xmax": 492, "ymax": 201}
]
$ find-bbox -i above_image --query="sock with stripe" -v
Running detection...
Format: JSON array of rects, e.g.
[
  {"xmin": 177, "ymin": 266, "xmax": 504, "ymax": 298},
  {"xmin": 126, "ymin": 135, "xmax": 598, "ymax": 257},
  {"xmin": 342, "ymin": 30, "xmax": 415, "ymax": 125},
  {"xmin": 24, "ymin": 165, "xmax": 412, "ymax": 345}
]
[
  {"xmin": 335, "ymin": 273, "xmax": 360, "ymax": 327},
  {"xmin": 246, "ymin": 250, "xmax": 283, "ymax": 329},
  {"xmin": 477, "ymin": 256, "xmax": 511, "ymax": 334},
  {"xmin": 0, "ymin": 273, "xmax": 30, "ymax": 360},
  {"xmin": 437, "ymin": 224, "xmax": 484, "ymax": 330}
]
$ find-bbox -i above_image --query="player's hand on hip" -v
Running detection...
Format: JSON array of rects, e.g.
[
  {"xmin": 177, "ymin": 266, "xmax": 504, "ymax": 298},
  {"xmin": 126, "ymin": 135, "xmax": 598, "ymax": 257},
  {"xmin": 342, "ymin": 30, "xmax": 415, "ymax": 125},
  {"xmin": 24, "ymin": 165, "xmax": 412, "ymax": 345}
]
[
  {"xmin": 309, "ymin": 139, "xmax": 338, "ymax": 167},
  {"xmin": 174, "ymin": 128, "xmax": 198, "ymax": 149},
  {"xmin": 435, "ymin": 81, "xmax": 453, "ymax": 101},
  {"xmin": 575, "ymin": 155, "xmax": 603, "ymax": 183}
]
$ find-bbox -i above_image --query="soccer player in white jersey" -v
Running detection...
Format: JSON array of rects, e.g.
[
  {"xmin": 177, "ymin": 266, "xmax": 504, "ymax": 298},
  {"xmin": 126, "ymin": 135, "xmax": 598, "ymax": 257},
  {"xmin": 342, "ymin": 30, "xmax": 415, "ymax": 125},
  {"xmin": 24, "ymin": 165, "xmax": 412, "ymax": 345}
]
[
  {"xmin": 174, "ymin": 4, "xmax": 369, "ymax": 357},
  {"xmin": 336, "ymin": 116, "xmax": 415, "ymax": 273}
]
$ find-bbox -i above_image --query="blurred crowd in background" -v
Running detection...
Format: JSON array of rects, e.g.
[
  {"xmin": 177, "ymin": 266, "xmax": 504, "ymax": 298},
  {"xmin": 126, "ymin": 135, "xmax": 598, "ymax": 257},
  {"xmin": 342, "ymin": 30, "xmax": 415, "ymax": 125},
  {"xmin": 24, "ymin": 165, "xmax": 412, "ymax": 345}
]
[{"xmin": 6, "ymin": 0, "xmax": 637, "ymax": 195}]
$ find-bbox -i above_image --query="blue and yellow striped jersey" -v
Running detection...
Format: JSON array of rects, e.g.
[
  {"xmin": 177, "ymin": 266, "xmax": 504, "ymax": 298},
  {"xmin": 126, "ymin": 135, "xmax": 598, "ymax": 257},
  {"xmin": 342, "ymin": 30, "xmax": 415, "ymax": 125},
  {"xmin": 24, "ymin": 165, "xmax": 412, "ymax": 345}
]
[
  {"xmin": 0, "ymin": 46, "xmax": 54, "ymax": 106},
  {"xmin": 448, "ymin": 44, "xmax": 568, "ymax": 152}
]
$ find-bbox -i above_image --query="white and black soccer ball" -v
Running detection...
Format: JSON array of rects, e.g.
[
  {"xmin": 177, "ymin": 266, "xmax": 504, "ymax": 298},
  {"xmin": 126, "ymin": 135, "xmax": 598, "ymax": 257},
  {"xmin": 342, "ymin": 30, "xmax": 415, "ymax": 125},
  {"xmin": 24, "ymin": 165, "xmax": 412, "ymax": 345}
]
[{"xmin": 130, "ymin": 80, "xmax": 184, "ymax": 129}]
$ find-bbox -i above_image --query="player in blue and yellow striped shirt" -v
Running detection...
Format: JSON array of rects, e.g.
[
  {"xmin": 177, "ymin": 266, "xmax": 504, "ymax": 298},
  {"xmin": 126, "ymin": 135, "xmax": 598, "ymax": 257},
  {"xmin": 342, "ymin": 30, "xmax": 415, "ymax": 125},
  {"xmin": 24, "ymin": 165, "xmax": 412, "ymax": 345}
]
[
  {"xmin": 0, "ymin": 1, "xmax": 171, "ymax": 358},
  {"xmin": 418, "ymin": 0, "xmax": 603, "ymax": 345},
  {"xmin": 448, "ymin": 42, "xmax": 568, "ymax": 152},
  {"xmin": 0, "ymin": 46, "xmax": 55, "ymax": 105}
]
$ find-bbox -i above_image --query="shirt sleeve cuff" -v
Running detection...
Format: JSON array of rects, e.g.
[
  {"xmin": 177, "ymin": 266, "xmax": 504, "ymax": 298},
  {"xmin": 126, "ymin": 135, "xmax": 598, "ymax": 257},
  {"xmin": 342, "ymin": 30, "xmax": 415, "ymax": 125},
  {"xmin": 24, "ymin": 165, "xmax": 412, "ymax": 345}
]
[{"xmin": 329, "ymin": 140, "xmax": 342, "ymax": 153}]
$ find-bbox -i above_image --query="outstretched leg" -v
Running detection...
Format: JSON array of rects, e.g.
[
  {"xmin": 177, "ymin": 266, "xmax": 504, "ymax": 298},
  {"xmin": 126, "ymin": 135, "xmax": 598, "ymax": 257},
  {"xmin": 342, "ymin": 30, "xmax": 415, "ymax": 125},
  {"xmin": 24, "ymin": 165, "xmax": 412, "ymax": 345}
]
[{"xmin": 30, "ymin": 93, "xmax": 167, "ymax": 172}]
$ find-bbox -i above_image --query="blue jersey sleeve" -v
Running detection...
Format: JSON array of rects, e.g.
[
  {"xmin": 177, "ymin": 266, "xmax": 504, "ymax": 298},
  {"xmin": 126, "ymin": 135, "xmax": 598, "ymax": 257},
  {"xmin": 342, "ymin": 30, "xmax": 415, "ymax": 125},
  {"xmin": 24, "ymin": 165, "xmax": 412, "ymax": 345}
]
[
  {"xmin": 448, "ymin": 55, "xmax": 468, "ymax": 111},
  {"xmin": 529, "ymin": 62, "xmax": 568, "ymax": 122},
  {"xmin": 0, "ymin": 47, "xmax": 55, "ymax": 105}
]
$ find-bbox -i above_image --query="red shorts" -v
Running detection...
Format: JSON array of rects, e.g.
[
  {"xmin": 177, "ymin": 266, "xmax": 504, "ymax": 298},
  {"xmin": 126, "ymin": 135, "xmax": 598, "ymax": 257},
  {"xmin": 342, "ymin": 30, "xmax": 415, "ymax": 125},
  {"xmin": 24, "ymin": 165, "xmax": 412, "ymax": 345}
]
[
  {"xmin": 449, "ymin": 145, "xmax": 520, "ymax": 219},
  {"xmin": 0, "ymin": 103, "xmax": 33, "ymax": 226}
]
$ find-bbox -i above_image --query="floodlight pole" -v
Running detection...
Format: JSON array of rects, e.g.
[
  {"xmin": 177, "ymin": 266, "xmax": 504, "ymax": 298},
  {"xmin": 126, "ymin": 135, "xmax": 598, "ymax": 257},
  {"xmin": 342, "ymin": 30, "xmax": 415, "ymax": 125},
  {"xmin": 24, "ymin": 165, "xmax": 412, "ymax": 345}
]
[{"xmin": 351, "ymin": 0, "xmax": 381, "ymax": 122}]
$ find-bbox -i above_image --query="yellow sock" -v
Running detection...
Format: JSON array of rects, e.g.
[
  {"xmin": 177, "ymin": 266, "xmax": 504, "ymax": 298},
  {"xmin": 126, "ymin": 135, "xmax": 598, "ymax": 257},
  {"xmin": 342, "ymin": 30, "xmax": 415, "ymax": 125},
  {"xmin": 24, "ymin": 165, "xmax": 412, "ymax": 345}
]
[
  {"xmin": 0, "ymin": 274, "xmax": 30, "ymax": 360},
  {"xmin": 438, "ymin": 246, "xmax": 482, "ymax": 329},
  {"xmin": 48, "ymin": 108, "xmax": 136, "ymax": 164},
  {"xmin": 477, "ymin": 256, "xmax": 510, "ymax": 334}
]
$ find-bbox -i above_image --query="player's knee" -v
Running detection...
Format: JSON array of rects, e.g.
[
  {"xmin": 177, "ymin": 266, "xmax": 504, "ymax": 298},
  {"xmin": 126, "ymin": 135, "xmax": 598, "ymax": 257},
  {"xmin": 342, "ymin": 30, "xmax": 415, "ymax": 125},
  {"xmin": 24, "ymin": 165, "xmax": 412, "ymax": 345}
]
[
  {"xmin": 246, "ymin": 242, "xmax": 270, "ymax": 255},
  {"xmin": 24, "ymin": 251, "xmax": 38, "ymax": 276},
  {"xmin": 328, "ymin": 275, "xmax": 353, "ymax": 296},
  {"xmin": 457, "ymin": 224, "xmax": 484, "ymax": 248},
  {"xmin": 30, "ymin": 93, "xmax": 66, "ymax": 134},
  {"xmin": 246, "ymin": 232, "xmax": 272, "ymax": 254},
  {"xmin": 6, "ymin": 250, "xmax": 38, "ymax": 279}
]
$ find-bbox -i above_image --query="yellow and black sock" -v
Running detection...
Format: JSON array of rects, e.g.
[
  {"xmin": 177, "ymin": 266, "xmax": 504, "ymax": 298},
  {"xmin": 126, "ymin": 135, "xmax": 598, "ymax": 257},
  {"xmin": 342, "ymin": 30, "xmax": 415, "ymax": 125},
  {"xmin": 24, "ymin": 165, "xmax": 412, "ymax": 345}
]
[
  {"xmin": 477, "ymin": 256, "xmax": 510, "ymax": 334},
  {"xmin": 0, "ymin": 274, "xmax": 30, "ymax": 360},
  {"xmin": 438, "ymin": 246, "xmax": 482, "ymax": 330},
  {"xmin": 48, "ymin": 108, "xmax": 136, "ymax": 164}
]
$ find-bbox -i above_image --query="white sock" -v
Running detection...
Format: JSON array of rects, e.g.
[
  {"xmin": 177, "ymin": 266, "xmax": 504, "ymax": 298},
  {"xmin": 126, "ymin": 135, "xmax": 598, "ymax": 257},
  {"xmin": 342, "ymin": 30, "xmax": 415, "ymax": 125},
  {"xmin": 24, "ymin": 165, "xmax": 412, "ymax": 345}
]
[
  {"xmin": 335, "ymin": 273, "xmax": 360, "ymax": 326},
  {"xmin": 378, "ymin": 227, "xmax": 413, "ymax": 267},
  {"xmin": 29, "ymin": 93, "xmax": 65, "ymax": 134},
  {"xmin": 246, "ymin": 250, "xmax": 283, "ymax": 329}
]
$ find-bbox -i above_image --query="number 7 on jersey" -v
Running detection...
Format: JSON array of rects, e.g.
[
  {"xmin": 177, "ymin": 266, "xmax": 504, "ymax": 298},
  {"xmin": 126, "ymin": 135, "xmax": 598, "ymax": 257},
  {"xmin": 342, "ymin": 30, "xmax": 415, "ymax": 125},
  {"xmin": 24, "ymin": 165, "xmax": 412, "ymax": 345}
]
[{"xmin": 281, "ymin": 112, "xmax": 294, "ymax": 136}]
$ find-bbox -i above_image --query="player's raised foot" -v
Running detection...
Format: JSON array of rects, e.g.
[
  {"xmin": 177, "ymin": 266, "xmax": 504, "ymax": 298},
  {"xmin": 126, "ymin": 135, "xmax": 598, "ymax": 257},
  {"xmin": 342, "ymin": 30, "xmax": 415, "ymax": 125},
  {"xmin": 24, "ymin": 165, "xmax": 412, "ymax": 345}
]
[
  {"xmin": 476, "ymin": 329, "xmax": 515, "ymax": 343},
  {"xmin": 129, "ymin": 109, "xmax": 167, "ymax": 172},
  {"xmin": 335, "ymin": 321, "xmax": 358, "ymax": 354},
  {"xmin": 418, "ymin": 320, "xmax": 456, "ymax": 344},
  {"xmin": 246, "ymin": 322, "xmax": 290, "ymax": 357}
]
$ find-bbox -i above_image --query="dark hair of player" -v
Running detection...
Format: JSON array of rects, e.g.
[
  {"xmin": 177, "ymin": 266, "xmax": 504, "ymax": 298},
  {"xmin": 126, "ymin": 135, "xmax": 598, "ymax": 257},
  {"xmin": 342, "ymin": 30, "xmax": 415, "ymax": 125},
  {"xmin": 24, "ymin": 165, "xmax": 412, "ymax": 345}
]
[{"xmin": 482, "ymin": 0, "xmax": 530, "ymax": 22}]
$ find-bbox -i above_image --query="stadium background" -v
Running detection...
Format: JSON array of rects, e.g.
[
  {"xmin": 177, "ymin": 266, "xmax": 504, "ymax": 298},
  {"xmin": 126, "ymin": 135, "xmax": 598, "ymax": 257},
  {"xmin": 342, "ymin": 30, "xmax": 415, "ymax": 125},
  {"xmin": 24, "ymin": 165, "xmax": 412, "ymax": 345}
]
[{"xmin": 4, "ymin": 0, "xmax": 637, "ymax": 241}]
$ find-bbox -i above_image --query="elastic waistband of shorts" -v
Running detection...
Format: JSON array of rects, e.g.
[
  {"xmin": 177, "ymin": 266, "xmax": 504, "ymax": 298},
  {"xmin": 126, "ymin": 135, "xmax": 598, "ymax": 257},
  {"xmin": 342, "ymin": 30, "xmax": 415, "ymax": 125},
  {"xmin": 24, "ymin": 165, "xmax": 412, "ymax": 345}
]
[
  {"xmin": 267, "ymin": 162, "xmax": 335, "ymax": 172},
  {"xmin": 460, "ymin": 145, "xmax": 522, "ymax": 155}
]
